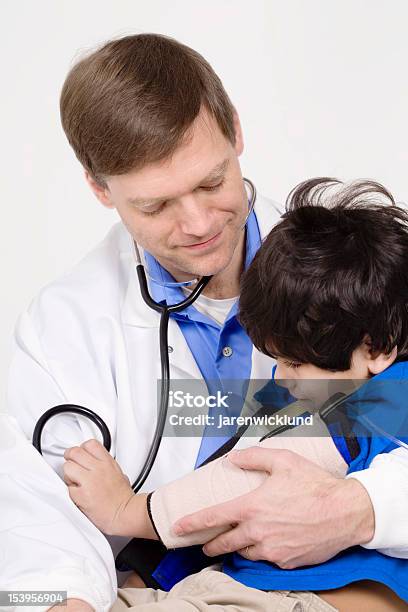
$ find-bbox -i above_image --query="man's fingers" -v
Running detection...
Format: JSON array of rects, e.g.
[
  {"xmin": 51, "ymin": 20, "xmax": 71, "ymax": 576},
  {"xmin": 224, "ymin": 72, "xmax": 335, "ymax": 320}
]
[
  {"xmin": 237, "ymin": 543, "xmax": 257, "ymax": 561},
  {"xmin": 202, "ymin": 523, "xmax": 254, "ymax": 557},
  {"xmin": 173, "ymin": 497, "xmax": 245, "ymax": 536},
  {"xmin": 227, "ymin": 447, "xmax": 289, "ymax": 473}
]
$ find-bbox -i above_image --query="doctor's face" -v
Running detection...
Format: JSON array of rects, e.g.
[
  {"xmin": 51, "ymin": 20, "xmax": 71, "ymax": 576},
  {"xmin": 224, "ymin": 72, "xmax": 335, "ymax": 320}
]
[{"xmin": 88, "ymin": 109, "xmax": 248, "ymax": 282}]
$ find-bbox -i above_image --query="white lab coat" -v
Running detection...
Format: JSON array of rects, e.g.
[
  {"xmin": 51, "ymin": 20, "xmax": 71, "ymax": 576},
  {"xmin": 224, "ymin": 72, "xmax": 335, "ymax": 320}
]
[
  {"xmin": 1, "ymin": 195, "xmax": 278, "ymax": 611},
  {"xmin": 0, "ymin": 414, "xmax": 117, "ymax": 612},
  {"xmin": 2, "ymin": 195, "xmax": 408, "ymax": 611},
  {"xmin": 7, "ymin": 195, "xmax": 280, "ymax": 488}
]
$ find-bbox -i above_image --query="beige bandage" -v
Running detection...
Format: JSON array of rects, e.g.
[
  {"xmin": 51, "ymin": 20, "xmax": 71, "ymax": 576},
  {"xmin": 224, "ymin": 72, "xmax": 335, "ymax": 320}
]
[{"xmin": 150, "ymin": 415, "xmax": 348, "ymax": 548}]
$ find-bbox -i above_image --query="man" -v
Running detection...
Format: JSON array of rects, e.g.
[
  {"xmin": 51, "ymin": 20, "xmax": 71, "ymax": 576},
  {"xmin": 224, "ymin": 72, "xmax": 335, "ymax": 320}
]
[{"xmin": 5, "ymin": 33, "xmax": 408, "ymax": 611}]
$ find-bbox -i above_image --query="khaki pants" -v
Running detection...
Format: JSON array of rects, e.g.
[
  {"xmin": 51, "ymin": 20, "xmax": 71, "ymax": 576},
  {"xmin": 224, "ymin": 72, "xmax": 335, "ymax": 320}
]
[{"xmin": 110, "ymin": 565, "xmax": 338, "ymax": 611}]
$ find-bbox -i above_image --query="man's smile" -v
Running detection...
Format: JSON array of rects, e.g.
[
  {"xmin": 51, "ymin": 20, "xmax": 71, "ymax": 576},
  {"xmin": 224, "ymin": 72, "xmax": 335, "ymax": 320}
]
[{"xmin": 182, "ymin": 230, "xmax": 223, "ymax": 251}]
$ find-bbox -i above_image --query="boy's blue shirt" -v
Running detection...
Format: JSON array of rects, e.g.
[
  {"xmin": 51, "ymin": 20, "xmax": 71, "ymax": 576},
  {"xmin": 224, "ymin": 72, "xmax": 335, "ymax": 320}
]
[
  {"xmin": 223, "ymin": 359, "xmax": 408, "ymax": 601},
  {"xmin": 152, "ymin": 360, "xmax": 408, "ymax": 600},
  {"xmin": 145, "ymin": 210, "xmax": 408, "ymax": 598}
]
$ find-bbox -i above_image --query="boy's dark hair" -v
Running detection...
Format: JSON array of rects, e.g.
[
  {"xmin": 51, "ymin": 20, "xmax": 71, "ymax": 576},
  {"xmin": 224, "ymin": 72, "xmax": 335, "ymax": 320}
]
[
  {"xmin": 239, "ymin": 178, "xmax": 408, "ymax": 371},
  {"xmin": 60, "ymin": 33, "xmax": 235, "ymax": 185}
]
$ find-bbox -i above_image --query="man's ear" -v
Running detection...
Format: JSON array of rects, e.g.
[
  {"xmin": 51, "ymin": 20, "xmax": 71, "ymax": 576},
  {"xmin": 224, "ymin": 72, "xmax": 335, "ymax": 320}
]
[
  {"xmin": 367, "ymin": 343, "xmax": 398, "ymax": 375},
  {"xmin": 232, "ymin": 109, "xmax": 244, "ymax": 157},
  {"xmin": 84, "ymin": 171, "xmax": 115, "ymax": 209}
]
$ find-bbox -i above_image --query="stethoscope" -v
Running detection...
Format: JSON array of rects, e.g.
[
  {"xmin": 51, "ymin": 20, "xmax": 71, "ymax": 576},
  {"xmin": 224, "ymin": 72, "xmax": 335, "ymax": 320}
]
[
  {"xmin": 31, "ymin": 173, "xmax": 408, "ymax": 495},
  {"xmin": 32, "ymin": 177, "xmax": 258, "ymax": 493}
]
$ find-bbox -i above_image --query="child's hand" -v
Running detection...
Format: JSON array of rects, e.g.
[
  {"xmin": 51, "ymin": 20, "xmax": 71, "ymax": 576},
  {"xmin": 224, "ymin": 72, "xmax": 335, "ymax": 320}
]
[{"xmin": 63, "ymin": 439, "xmax": 134, "ymax": 535}]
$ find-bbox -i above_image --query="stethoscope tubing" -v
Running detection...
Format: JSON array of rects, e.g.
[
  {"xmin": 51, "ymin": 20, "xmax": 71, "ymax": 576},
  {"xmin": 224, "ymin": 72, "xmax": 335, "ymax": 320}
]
[
  {"xmin": 132, "ymin": 274, "xmax": 211, "ymax": 491},
  {"xmin": 32, "ymin": 178, "xmax": 256, "ymax": 492},
  {"xmin": 32, "ymin": 404, "xmax": 112, "ymax": 453}
]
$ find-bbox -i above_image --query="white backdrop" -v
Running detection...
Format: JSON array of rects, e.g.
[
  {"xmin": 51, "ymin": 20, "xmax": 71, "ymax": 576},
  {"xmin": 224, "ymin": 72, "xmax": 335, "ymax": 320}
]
[{"xmin": 2, "ymin": 0, "xmax": 408, "ymax": 406}]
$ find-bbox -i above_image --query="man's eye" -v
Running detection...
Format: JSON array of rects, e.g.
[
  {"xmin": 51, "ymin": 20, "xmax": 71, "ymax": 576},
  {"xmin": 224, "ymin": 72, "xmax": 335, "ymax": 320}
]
[{"xmin": 201, "ymin": 179, "xmax": 224, "ymax": 192}]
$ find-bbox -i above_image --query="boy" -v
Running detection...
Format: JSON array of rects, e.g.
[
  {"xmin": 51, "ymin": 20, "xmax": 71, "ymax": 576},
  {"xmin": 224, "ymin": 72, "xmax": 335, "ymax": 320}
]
[{"xmin": 63, "ymin": 178, "xmax": 408, "ymax": 610}]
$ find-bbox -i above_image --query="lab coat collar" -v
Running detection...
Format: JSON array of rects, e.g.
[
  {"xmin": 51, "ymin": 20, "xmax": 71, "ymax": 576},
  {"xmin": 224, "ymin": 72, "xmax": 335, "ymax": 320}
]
[{"xmin": 121, "ymin": 193, "xmax": 282, "ymax": 328}]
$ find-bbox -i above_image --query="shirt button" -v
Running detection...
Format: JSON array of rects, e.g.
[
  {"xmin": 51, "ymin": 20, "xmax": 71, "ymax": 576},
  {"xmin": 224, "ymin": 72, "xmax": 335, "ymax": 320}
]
[{"xmin": 222, "ymin": 346, "xmax": 233, "ymax": 357}]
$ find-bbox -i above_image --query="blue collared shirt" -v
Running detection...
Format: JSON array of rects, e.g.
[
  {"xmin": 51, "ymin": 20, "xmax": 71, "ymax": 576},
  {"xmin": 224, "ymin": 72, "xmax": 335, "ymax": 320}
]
[
  {"xmin": 224, "ymin": 359, "xmax": 408, "ymax": 603},
  {"xmin": 144, "ymin": 209, "xmax": 262, "ymax": 467},
  {"xmin": 144, "ymin": 210, "xmax": 264, "ymax": 590}
]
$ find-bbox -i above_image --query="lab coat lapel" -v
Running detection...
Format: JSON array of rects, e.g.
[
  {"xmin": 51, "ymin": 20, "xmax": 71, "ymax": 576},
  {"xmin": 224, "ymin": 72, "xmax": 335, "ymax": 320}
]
[
  {"xmin": 120, "ymin": 242, "xmax": 203, "ymax": 484},
  {"xmin": 121, "ymin": 264, "xmax": 161, "ymax": 328},
  {"xmin": 122, "ymin": 273, "xmax": 202, "ymax": 380},
  {"xmin": 120, "ymin": 228, "xmax": 203, "ymax": 379}
]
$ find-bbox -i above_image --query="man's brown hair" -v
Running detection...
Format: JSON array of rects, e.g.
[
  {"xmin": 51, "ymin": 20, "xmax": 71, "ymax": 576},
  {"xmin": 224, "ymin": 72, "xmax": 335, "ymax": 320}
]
[{"xmin": 60, "ymin": 33, "xmax": 236, "ymax": 185}]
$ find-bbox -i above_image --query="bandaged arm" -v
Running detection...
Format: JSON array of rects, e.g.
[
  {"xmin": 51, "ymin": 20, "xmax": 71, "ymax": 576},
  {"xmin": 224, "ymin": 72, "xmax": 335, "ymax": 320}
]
[{"xmin": 148, "ymin": 425, "xmax": 348, "ymax": 548}]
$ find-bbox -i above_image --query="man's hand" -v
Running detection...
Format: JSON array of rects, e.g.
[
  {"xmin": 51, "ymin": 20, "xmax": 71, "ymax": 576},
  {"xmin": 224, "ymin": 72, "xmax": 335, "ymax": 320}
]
[
  {"xmin": 63, "ymin": 439, "xmax": 135, "ymax": 536},
  {"xmin": 173, "ymin": 447, "xmax": 375, "ymax": 569}
]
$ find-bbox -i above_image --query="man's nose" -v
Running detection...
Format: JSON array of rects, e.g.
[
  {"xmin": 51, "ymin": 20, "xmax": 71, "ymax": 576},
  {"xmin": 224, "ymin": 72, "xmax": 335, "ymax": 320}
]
[{"xmin": 176, "ymin": 194, "xmax": 213, "ymax": 238}]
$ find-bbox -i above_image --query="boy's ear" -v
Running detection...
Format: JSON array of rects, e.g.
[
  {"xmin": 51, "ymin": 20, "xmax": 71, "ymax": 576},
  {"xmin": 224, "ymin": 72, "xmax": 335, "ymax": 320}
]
[
  {"xmin": 84, "ymin": 171, "xmax": 115, "ymax": 209},
  {"xmin": 366, "ymin": 342, "xmax": 398, "ymax": 375}
]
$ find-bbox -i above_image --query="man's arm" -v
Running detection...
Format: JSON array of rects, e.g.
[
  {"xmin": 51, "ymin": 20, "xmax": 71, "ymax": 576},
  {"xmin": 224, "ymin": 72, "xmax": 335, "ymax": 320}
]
[
  {"xmin": 5, "ymin": 307, "xmax": 119, "ymax": 610},
  {"xmin": 345, "ymin": 446, "xmax": 408, "ymax": 557},
  {"xmin": 172, "ymin": 445, "xmax": 408, "ymax": 566},
  {"xmin": 7, "ymin": 310, "xmax": 109, "ymax": 476}
]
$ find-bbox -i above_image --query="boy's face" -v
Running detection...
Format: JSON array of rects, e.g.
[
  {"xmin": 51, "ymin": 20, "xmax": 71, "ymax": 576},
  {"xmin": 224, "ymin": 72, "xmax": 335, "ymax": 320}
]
[{"xmin": 274, "ymin": 342, "xmax": 397, "ymax": 408}]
